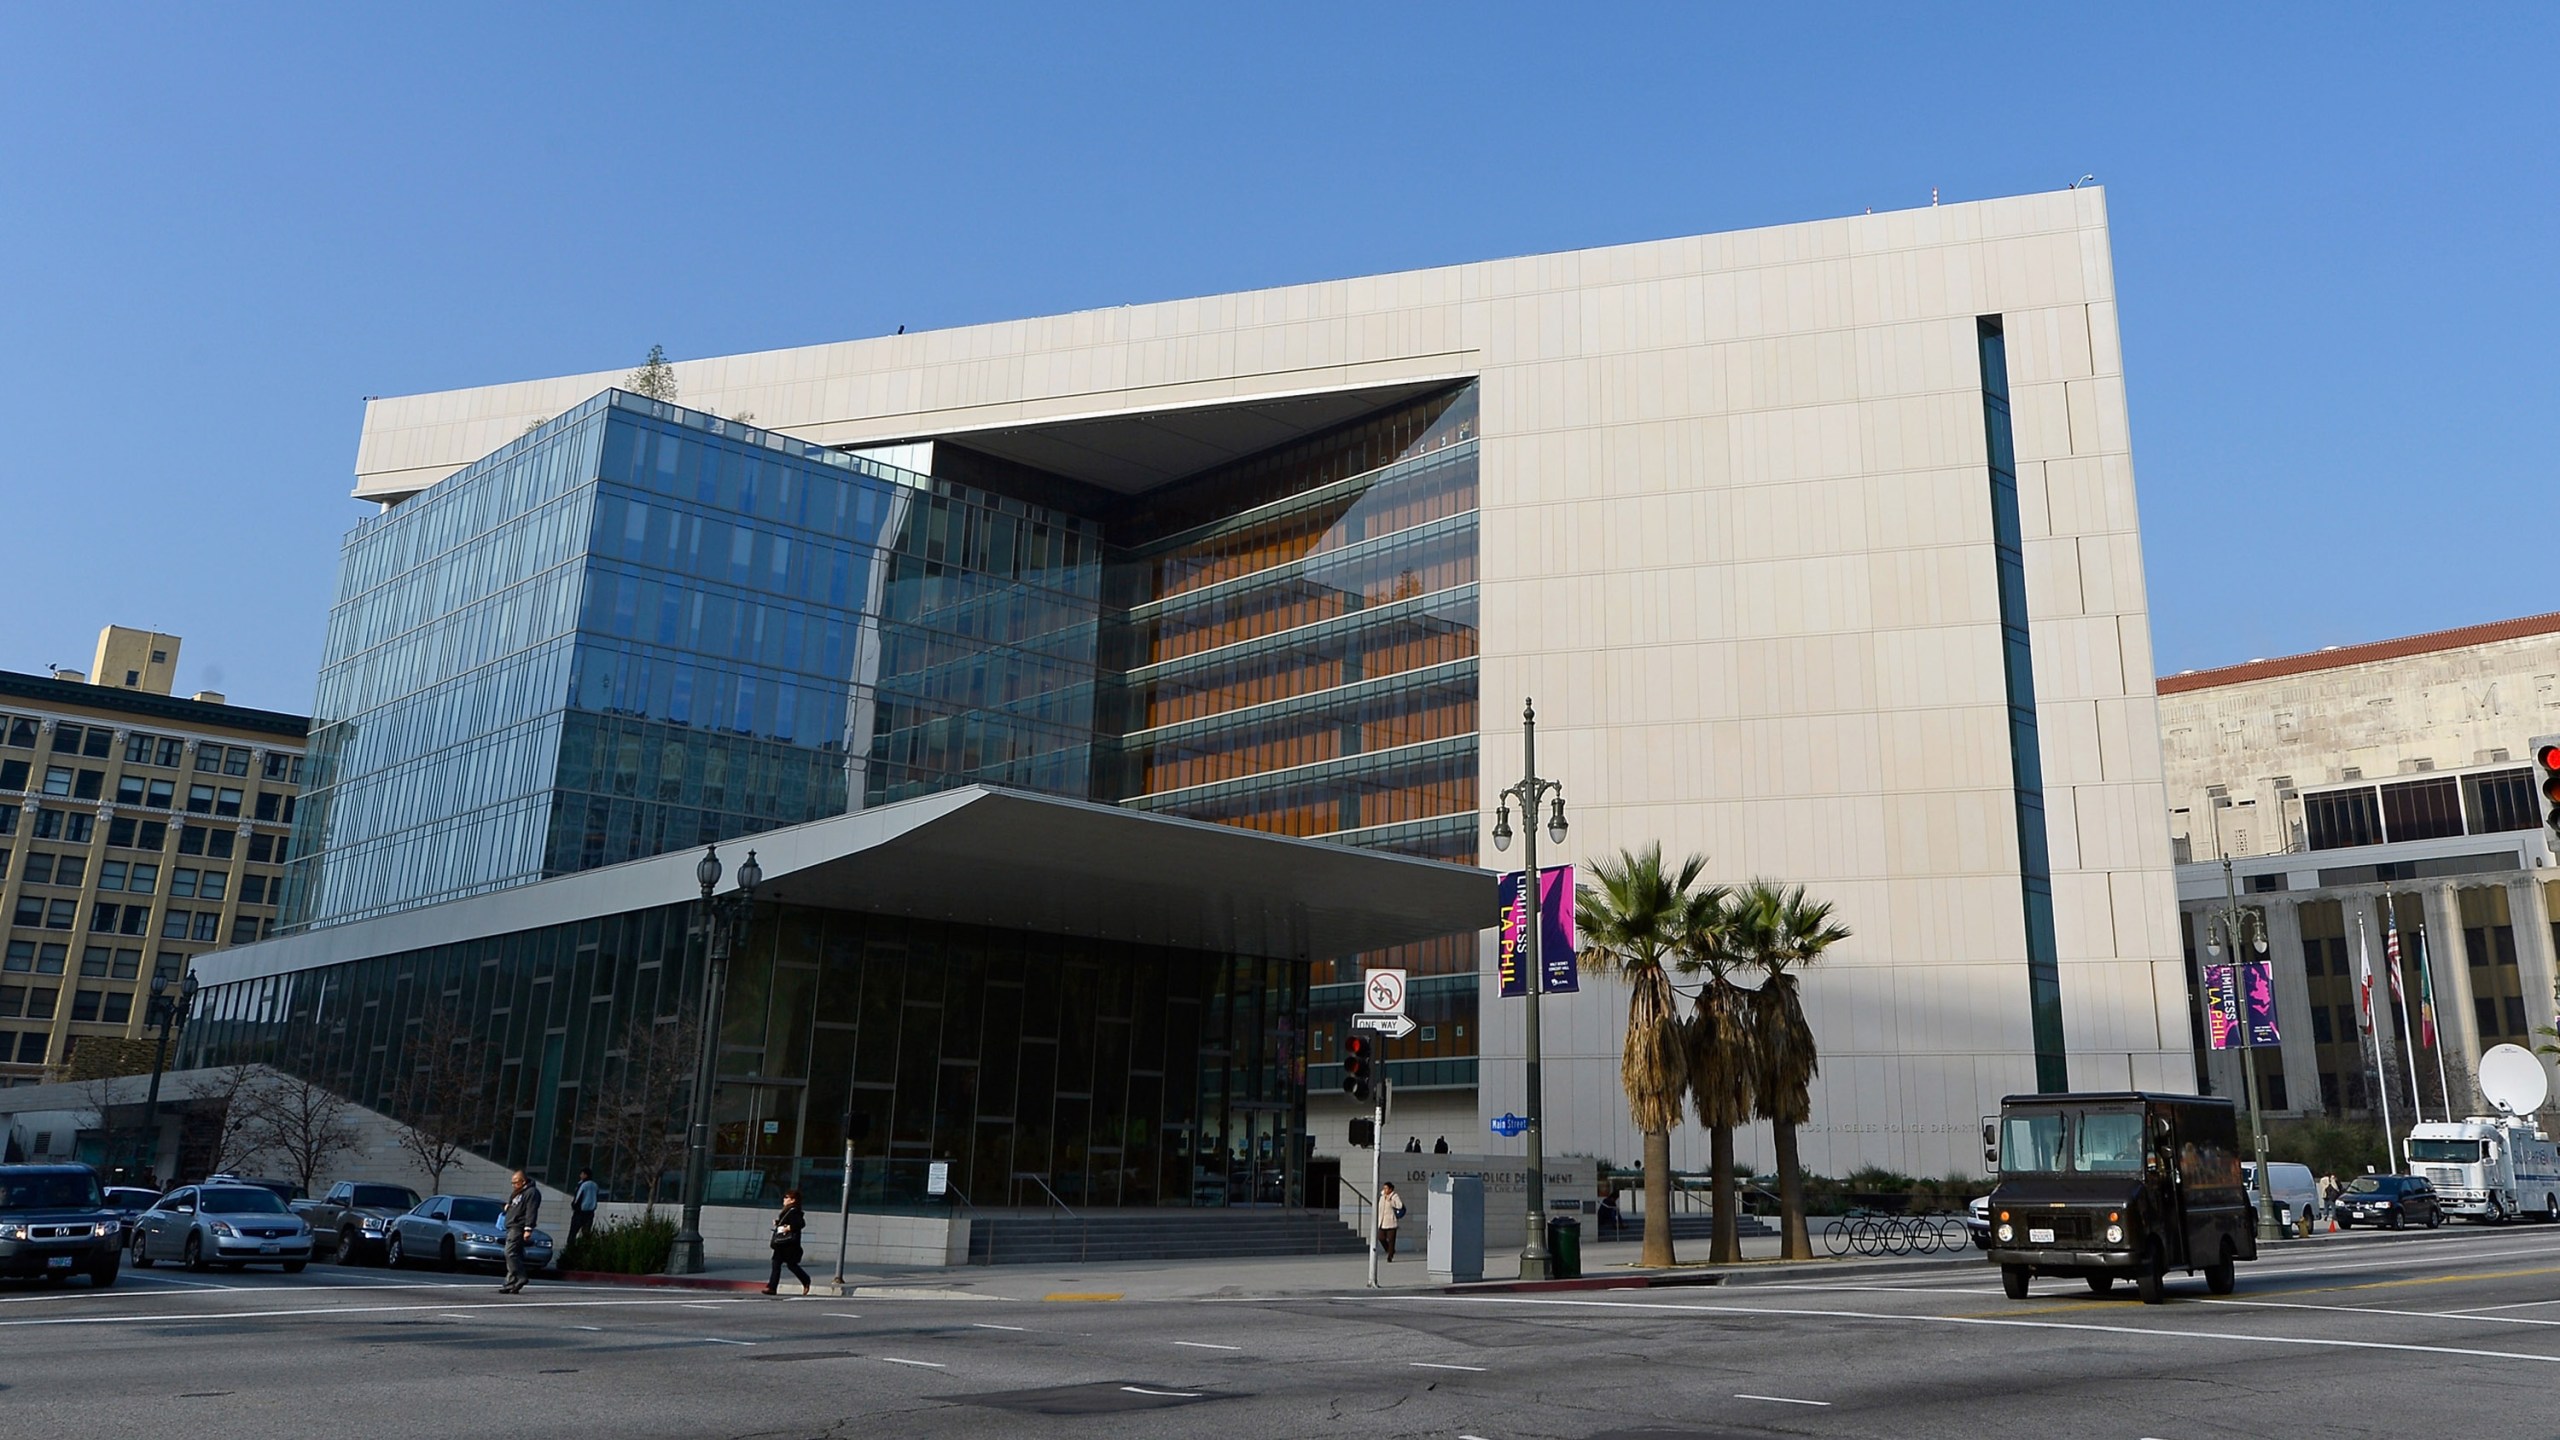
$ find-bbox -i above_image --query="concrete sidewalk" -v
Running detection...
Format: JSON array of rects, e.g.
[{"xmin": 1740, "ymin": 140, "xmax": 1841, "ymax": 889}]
[{"xmin": 562, "ymin": 1230, "xmax": 1990, "ymax": 1304}]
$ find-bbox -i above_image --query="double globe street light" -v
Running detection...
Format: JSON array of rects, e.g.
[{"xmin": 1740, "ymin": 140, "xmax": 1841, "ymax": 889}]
[
  {"xmin": 665, "ymin": 844, "xmax": 762, "ymax": 1275},
  {"xmin": 2202, "ymin": 855, "xmax": 2283, "ymax": 1242},
  {"xmin": 1490, "ymin": 698, "xmax": 1567, "ymax": 1279}
]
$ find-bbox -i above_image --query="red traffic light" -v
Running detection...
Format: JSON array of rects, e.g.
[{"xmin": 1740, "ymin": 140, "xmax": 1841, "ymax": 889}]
[
  {"xmin": 1341, "ymin": 1033, "xmax": 1377, "ymax": 1101},
  {"xmin": 2538, "ymin": 743, "xmax": 2560, "ymax": 770}
]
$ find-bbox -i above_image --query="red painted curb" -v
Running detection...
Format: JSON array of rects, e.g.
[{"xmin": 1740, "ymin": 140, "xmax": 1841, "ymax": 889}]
[{"xmin": 555, "ymin": 1269, "xmax": 769, "ymax": 1293}]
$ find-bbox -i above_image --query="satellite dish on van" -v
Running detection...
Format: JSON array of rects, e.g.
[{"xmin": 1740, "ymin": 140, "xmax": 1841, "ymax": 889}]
[{"xmin": 2477, "ymin": 1044, "xmax": 2548, "ymax": 1117}]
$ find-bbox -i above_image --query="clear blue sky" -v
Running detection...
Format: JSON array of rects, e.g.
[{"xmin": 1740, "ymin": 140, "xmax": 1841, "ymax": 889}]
[{"xmin": 3, "ymin": 6, "xmax": 2552, "ymax": 711}]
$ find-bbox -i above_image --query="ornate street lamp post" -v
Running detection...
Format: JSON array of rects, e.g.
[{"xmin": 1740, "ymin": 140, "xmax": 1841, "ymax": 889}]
[
  {"xmin": 1491, "ymin": 698, "xmax": 1568, "ymax": 1280},
  {"xmin": 136, "ymin": 971, "xmax": 199, "ymax": 1182},
  {"xmin": 665, "ymin": 845, "xmax": 762, "ymax": 1275},
  {"xmin": 2203, "ymin": 855, "xmax": 2283, "ymax": 1242}
]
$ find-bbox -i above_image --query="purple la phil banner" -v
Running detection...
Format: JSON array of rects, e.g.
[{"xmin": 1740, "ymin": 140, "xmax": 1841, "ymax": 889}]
[
  {"xmin": 1497, "ymin": 865, "xmax": 1578, "ymax": 997},
  {"xmin": 2203, "ymin": 960, "xmax": 2279, "ymax": 1050}
]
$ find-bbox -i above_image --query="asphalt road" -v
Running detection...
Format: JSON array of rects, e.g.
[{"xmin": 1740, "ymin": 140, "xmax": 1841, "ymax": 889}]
[{"xmin": 7, "ymin": 1224, "xmax": 2559, "ymax": 1439}]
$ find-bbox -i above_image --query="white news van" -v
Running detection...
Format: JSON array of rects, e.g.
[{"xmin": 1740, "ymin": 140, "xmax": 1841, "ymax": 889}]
[{"xmin": 2406, "ymin": 1118, "xmax": 2560, "ymax": 1222}]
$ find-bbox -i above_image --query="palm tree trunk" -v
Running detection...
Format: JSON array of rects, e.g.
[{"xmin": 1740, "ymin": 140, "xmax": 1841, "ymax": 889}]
[
  {"xmin": 1641, "ymin": 1128, "xmax": 1677, "ymax": 1268},
  {"xmin": 1775, "ymin": 1121, "xmax": 1808, "ymax": 1259},
  {"xmin": 1710, "ymin": 1124, "xmax": 1739, "ymax": 1264}
]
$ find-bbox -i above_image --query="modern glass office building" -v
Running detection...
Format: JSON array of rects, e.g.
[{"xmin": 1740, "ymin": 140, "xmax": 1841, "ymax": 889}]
[{"xmin": 261, "ymin": 188, "xmax": 2183, "ymax": 1185}]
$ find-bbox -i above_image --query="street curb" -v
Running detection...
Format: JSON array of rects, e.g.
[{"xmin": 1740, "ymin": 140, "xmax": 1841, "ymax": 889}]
[
  {"xmin": 555, "ymin": 1269, "xmax": 768, "ymax": 1293},
  {"xmin": 1446, "ymin": 1271, "xmax": 1728, "ymax": 1295}
]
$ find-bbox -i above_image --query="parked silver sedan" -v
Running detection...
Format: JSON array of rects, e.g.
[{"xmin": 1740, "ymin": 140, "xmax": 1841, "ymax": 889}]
[
  {"xmin": 128, "ymin": 1184, "xmax": 313, "ymax": 1272},
  {"xmin": 385, "ymin": 1194, "xmax": 554, "ymax": 1273}
]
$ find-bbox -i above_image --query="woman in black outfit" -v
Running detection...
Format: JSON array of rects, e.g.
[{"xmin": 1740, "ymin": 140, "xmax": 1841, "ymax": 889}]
[{"xmin": 765, "ymin": 1188, "xmax": 810, "ymax": 1296}]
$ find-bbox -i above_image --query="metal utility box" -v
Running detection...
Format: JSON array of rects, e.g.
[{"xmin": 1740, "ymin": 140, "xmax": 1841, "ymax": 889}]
[{"xmin": 1428, "ymin": 1173, "xmax": 1484, "ymax": 1284}]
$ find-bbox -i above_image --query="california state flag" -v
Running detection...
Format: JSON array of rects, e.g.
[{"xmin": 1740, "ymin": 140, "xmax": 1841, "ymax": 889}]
[{"xmin": 2357, "ymin": 920, "xmax": 2377, "ymax": 1034}]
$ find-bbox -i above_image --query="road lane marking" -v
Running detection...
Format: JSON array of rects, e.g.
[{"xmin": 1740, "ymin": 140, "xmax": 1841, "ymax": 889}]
[
  {"xmin": 1737, "ymin": 1393, "xmax": 1830, "ymax": 1406},
  {"xmin": 700, "ymin": 1337, "xmax": 754, "ymax": 1346},
  {"xmin": 1412, "ymin": 1361, "xmax": 1488, "ymax": 1372},
  {"xmin": 1174, "ymin": 1340, "xmax": 1241, "ymax": 1350},
  {"xmin": 1044, "ymin": 1292, "xmax": 1123, "ymax": 1302},
  {"xmin": 971, "ymin": 1322, "xmax": 1026, "ymax": 1331},
  {"xmin": 1385, "ymin": 1294, "xmax": 2560, "ymax": 1368},
  {"xmin": 0, "ymin": 1296, "xmax": 806, "ymax": 1330},
  {"xmin": 879, "ymin": 1356, "xmax": 945, "ymax": 1368},
  {"xmin": 1122, "ymin": 1386, "xmax": 1200, "ymax": 1397},
  {"xmin": 574, "ymin": 1325, "xmax": 603, "ymax": 1331},
  {"xmin": 825, "ymin": 1313, "xmax": 864, "ymax": 1319},
  {"xmin": 2204, "ymin": 1297, "xmax": 2560, "ymax": 1327}
]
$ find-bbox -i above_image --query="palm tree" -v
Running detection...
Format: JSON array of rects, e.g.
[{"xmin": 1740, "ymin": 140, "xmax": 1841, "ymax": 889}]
[
  {"xmin": 1678, "ymin": 889, "xmax": 1754, "ymax": 1264},
  {"xmin": 1576, "ymin": 844, "xmax": 1713, "ymax": 1269},
  {"xmin": 1729, "ymin": 880, "xmax": 1853, "ymax": 1260}
]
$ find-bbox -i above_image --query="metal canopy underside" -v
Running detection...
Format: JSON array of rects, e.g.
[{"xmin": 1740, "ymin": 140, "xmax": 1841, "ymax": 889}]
[
  {"xmin": 194, "ymin": 787, "xmax": 1494, "ymax": 987},
  {"xmin": 892, "ymin": 379, "xmax": 1460, "ymax": 495}
]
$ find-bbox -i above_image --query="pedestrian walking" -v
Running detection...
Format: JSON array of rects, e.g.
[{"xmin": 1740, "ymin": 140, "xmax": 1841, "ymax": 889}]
[
  {"xmin": 498, "ymin": 1170, "xmax": 541, "ymax": 1294},
  {"xmin": 568, "ymin": 1167, "xmax": 599, "ymax": 1254},
  {"xmin": 765, "ymin": 1187, "xmax": 810, "ymax": 1296},
  {"xmin": 1432, "ymin": 1136, "xmax": 1450, "ymax": 1154},
  {"xmin": 1377, "ymin": 1181, "xmax": 1406, "ymax": 1261},
  {"xmin": 1404, "ymin": 1136, "xmax": 1423, "ymax": 1153}
]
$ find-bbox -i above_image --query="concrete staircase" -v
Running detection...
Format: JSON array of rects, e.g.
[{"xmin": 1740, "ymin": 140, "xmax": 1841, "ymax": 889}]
[{"xmin": 966, "ymin": 1209, "xmax": 1371, "ymax": 1266}]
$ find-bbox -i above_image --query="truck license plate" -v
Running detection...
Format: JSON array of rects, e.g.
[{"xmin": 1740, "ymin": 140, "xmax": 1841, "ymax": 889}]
[
  {"xmin": 2027, "ymin": 1228, "xmax": 2056, "ymax": 1244},
  {"xmin": 46, "ymin": 1255, "xmax": 72, "ymax": 1269}
]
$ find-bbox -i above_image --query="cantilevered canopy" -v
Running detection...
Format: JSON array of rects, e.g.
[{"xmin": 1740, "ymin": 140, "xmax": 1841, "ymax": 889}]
[{"xmin": 195, "ymin": 786, "xmax": 1495, "ymax": 987}]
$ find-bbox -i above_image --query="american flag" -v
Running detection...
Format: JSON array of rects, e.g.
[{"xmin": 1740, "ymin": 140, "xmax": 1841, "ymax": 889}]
[{"xmin": 2385, "ymin": 907, "xmax": 2408, "ymax": 1011}]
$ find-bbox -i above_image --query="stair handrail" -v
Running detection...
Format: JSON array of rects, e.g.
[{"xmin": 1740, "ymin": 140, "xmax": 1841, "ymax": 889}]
[{"xmin": 1016, "ymin": 1172, "xmax": 1076, "ymax": 1218}]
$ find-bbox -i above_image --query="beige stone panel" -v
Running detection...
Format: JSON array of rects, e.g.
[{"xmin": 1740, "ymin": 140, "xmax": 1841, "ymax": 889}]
[
  {"xmin": 1879, "ymin": 789, "xmax": 2017, "ymax": 881},
  {"xmin": 2086, "ymin": 300, "xmax": 2124, "ymax": 377},
  {"xmin": 2051, "ymin": 868, "xmax": 2119, "ymax": 960},
  {"xmin": 2061, "ymin": 782, "xmax": 2142, "ymax": 875},
  {"xmin": 2038, "ymin": 698, "xmax": 2104, "ymax": 787},
  {"xmin": 2076, "ymin": 532, "xmax": 2148, "ymax": 616},
  {"xmin": 2028, "ymin": 614, "xmax": 2127, "ymax": 702},
  {"xmin": 1867, "ymin": 466, "xmax": 1990, "ymax": 553},
  {"xmin": 1871, "ymin": 624, "xmax": 2007, "ymax": 711},
  {"xmin": 1866, "ymin": 544, "xmax": 2003, "ymax": 630},
  {"xmin": 2013, "ymin": 458, "xmax": 2052, "ymax": 542},
  {"xmin": 2061, "ymin": 379, "xmax": 2107, "ymax": 458},
  {"xmin": 2003, "ymin": 304, "xmax": 2095, "ymax": 387},
  {"xmin": 2022, "ymin": 535, "xmax": 2088, "ymax": 620},
  {"xmin": 2114, "ymin": 614, "xmax": 2157, "ymax": 700},
  {"xmin": 2092, "ymin": 695, "xmax": 2162, "ymax": 783},
  {"xmin": 2008, "ymin": 381, "xmax": 2073, "ymax": 465}
]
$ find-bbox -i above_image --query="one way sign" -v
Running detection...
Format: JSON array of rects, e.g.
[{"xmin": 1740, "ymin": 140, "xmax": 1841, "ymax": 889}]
[{"xmin": 1352, "ymin": 1013, "xmax": 1417, "ymax": 1038}]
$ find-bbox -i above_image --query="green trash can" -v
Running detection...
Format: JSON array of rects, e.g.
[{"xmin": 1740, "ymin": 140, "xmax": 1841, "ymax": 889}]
[{"xmin": 1546, "ymin": 1216, "xmax": 1582, "ymax": 1279}]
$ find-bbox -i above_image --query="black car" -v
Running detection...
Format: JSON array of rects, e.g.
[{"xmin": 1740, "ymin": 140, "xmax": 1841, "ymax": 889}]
[
  {"xmin": 2336, "ymin": 1174, "xmax": 2441, "ymax": 1230},
  {"xmin": 0, "ymin": 1164, "xmax": 122, "ymax": 1287}
]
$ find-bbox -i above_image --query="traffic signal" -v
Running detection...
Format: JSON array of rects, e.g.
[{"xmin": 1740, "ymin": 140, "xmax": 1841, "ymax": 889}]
[
  {"xmin": 2536, "ymin": 736, "xmax": 2560, "ymax": 839},
  {"xmin": 1346, "ymin": 1117, "xmax": 1377, "ymax": 1149},
  {"xmin": 1342, "ymin": 1033, "xmax": 1377, "ymax": 1104}
]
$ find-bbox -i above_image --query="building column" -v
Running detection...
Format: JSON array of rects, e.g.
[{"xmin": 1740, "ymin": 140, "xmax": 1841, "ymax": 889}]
[
  {"xmin": 2262, "ymin": 898, "xmax": 2320, "ymax": 1116},
  {"xmin": 2512, "ymin": 876, "xmax": 2558, "ymax": 1036},
  {"xmin": 2422, "ymin": 883, "xmax": 2481, "ymax": 1111}
]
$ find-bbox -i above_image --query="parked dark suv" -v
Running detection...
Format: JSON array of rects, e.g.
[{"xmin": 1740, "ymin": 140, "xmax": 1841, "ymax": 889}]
[
  {"xmin": 2335, "ymin": 1174, "xmax": 2441, "ymax": 1230},
  {"xmin": 0, "ymin": 1164, "xmax": 122, "ymax": 1287}
]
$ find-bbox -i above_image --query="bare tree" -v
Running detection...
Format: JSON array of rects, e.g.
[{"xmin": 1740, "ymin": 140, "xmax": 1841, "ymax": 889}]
[
  {"xmin": 386, "ymin": 1006, "xmax": 492, "ymax": 1193},
  {"xmin": 193, "ymin": 1064, "xmax": 269, "ymax": 1179},
  {"xmin": 588, "ymin": 1012, "xmax": 700, "ymax": 1206},
  {"xmin": 243, "ymin": 1071, "xmax": 361, "ymax": 1196}
]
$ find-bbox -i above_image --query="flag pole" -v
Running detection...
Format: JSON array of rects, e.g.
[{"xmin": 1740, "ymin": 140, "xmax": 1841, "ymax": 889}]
[
  {"xmin": 2360, "ymin": 908, "xmax": 2399, "ymax": 1173},
  {"xmin": 2388, "ymin": 896, "xmax": 2423, "ymax": 1124},
  {"xmin": 2418, "ymin": 923, "xmax": 2453, "ymax": 1117}
]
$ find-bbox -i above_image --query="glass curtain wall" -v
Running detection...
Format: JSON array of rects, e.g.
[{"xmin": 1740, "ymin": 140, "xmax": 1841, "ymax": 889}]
[
  {"xmin": 283, "ymin": 392, "xmax": 1103, "ymax": 930},
  {"xmin": 183, "ymin": 900, "xmax": 1306, "ymax": 1209},
  {"xmin": 1095, "ymin": 385, "xmax": 1483, "ymax": 1098}
]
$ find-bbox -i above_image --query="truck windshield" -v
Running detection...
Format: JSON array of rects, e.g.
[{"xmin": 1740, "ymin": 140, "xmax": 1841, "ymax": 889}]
[
  {"xmin": 2000, "ymin": 1112, "xmax": 2067, "ymax": 1172},
  {"xmin": 2407, "ymin": 1139, "xmax": 2482, "ymax": 1163},
  {"xmin": 2072, "ymin": 1111, "xmax": 2146, "ymax": 1172},
  {"xmin": 350, "ymin": 1185, "xmax": 420, "ymax": 1209}
]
